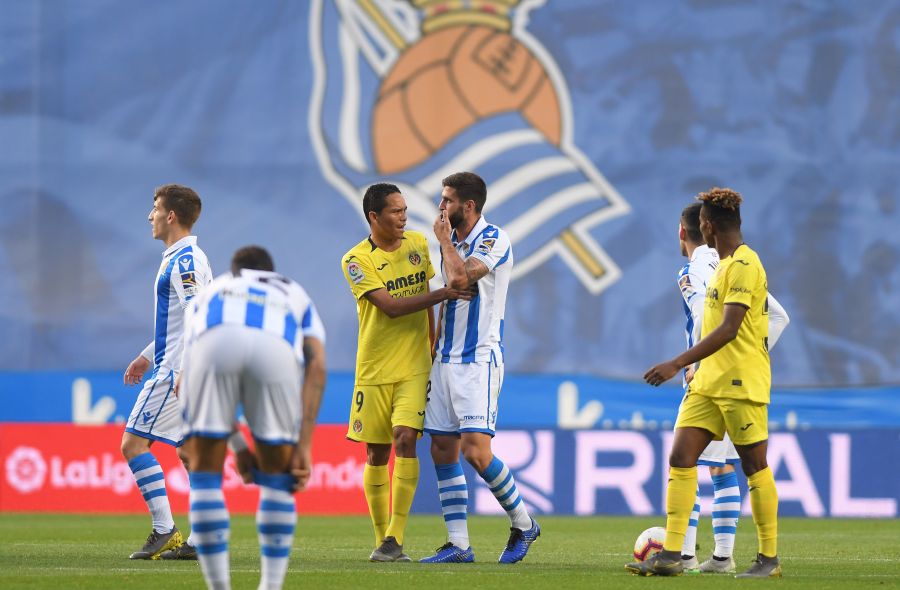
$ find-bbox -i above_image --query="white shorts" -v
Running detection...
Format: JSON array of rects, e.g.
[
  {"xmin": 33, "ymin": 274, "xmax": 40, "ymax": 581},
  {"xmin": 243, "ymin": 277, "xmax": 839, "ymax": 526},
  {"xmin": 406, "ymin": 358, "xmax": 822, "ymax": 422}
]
[
  {"xmin": 180, "ymin": 325, "xmax": 302, "ymax": 445},
  {"xmin": 424, "ymin": 359, "xmax": 503, "ymax": 436},
  {"xmin": 127, "ymin": 370, "xmax": 183, "ymax": 446},
  {"xmin": 698, "ymin": 432, "xmax": 740, "ymax": 467}
]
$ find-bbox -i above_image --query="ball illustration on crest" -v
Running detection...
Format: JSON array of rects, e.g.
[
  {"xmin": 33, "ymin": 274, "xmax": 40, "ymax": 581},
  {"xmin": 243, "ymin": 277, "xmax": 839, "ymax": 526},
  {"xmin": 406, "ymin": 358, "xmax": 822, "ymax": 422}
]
[{"xmin": 373, "ymin": 1, "xmax": 562, "ymax": 174}]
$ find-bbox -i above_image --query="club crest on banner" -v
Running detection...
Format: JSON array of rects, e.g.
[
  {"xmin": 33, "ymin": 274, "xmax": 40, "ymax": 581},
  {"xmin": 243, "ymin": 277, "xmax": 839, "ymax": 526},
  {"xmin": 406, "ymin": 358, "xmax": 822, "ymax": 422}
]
[{"xmin": 309, "ymin": 0, "xmax": 630, "ymax": 293}]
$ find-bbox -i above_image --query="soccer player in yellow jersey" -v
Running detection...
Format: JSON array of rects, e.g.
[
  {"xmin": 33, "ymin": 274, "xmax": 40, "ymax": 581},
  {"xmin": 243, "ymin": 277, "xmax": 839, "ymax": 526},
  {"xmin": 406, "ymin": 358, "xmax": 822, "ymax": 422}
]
[
  {"xmin": 341, "ymin": 183, "xmax": 472, "ymax": 562},
  {"xmin": 627, "ymin": 188, "xmax": 782, "ymax": 578}
]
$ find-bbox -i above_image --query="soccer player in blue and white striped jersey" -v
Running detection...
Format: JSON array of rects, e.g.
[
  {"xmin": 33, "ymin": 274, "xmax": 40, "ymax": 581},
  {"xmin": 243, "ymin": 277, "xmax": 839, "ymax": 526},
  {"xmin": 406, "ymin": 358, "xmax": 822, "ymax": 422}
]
[
  {"xmin": 121, "ymin": 184, "xmax": 212, "ymax": 560},
  {"xmin": 420, "ymin": 172, "xmax": 540, "ymax": 565},
  {"xmin": 179, "ymin": 245, "xmax": 326, "ymax": 590}
]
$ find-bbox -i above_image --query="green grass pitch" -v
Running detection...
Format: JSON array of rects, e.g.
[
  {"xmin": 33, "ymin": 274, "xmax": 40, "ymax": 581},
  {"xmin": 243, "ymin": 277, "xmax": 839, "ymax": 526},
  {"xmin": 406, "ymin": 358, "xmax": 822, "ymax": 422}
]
[{"xmin": 0, "ymin": 514, "xmax": 897, "ymax": 589}]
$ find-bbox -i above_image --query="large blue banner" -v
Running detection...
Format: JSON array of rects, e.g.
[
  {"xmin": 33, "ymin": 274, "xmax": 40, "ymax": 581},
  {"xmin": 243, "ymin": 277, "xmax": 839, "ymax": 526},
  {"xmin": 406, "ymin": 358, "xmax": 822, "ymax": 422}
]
[
  {"xmin": 2, "ymin": 371, "xmax": 898, "ymax": 429},
  {"xmin": 1, "ymin": 1, "xmax": 899, "ymax": 388}
]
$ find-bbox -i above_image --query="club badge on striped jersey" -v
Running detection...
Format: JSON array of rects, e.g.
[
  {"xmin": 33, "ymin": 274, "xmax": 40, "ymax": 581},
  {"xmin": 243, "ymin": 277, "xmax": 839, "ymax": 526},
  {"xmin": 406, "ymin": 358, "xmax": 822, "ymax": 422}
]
[{"xmin": 309, "ymin": 0, "xmax": 631, "ymax": 294}]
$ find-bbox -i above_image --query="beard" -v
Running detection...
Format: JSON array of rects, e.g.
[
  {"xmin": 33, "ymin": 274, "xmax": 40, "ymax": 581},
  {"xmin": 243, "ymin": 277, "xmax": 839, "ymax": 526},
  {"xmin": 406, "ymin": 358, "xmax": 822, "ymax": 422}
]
[{"xmin": 447, "ymin": 208, "xmax": 465, "ymax": 229}]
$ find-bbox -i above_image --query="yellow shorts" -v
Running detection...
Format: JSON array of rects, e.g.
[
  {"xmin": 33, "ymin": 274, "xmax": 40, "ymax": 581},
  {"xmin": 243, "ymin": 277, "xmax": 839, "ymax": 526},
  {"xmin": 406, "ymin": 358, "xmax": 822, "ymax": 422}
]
[
  {"xmin": 346, "ymin": 372, "xmax": 428, "ymax": 444},
  {"xmin": 675, "ymin": 392, "xmax": 769, "ymax": 446}
]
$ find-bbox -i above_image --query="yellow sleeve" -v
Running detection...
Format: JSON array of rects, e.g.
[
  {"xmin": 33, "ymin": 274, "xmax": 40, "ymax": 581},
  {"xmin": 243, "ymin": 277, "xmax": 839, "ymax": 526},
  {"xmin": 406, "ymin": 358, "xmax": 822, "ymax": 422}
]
[
  {"xmin": 723, "ymin": 257, "xmax": 759, "ymax": 308},
  {"xmin": 341, "ymin": 251, "xmax": 384, "ymax": 300},
  {"xmin": 421, "ymin": 234, "xmax": 436, "ymax": 281}
]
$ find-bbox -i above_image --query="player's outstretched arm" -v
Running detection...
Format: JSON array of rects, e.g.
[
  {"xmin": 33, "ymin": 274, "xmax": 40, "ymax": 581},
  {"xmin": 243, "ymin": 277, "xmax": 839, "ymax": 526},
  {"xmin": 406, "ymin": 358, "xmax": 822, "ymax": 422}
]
[
  {"xmin": 293, "ymin": 336, "xmax": 327, "ymax": 492},
  {"xmin": 363, "ymin": 284, "xmax": 473, "ymax": 319},
  {"xmin": 645, "ymin": 303, "xmax": 748, "ymax": 386}
]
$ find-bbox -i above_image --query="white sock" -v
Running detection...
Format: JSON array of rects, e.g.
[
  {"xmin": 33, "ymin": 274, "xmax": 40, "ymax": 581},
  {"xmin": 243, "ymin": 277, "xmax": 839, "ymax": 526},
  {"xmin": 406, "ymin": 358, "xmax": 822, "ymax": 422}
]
[
  {"xmin": 435, "ymin": 463, "xmax": 469, "ymax": 548},
  {"xmin": 712, "ymin": 471, "xmax": 740, "ymax": 558},
  {"xmin": 479, "ymin": 457, "xmax": 532, "ymax": 530},
  {"xmin": 189, "ymin": 472, "xmax": 230, "ymax": 590},
  {"xmin": 256, "ymin": 472, "xmax": 297, "ymax": 590},
  {"xmin": 681, "ymin": 486, "xmax": 700, "ymax": 557},
  {"xmin": 128, "ymin": 452, "xmax": 175, "ymax": 533}
]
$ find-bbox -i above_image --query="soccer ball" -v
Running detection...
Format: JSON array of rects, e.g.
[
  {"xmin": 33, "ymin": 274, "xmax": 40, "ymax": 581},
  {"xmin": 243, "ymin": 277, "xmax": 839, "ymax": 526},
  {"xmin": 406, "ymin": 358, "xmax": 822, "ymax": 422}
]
[{"xmin": 633, "ymin": 526, "xmax": 666, "ymax": 562}]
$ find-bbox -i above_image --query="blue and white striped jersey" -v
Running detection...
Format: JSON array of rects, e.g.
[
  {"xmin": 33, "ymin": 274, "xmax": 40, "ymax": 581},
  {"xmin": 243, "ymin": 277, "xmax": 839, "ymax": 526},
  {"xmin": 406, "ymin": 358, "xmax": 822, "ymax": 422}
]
[
  {"xmin": 141, "ymin": 236, "xmax": 212, "ymax": 379},
  {"xmin": 436, "ymin": 216, "xmax": 513, "ymax": 364},
  {"xmin": 678, "ymin": 244, "xmax": 719, "ymax": 349},
  {"xmin": 186, "ymin": 268, "xmax": 325, "ymax": 364}
]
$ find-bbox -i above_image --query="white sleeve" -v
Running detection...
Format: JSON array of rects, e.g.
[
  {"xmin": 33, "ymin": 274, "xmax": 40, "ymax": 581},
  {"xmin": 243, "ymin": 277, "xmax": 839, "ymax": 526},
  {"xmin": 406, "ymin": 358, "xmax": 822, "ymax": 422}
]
[
  {"xmin": 468, "ymin": 227, "xmax": 512, "ymax": 272},
  {"xmin": 301, "ymin": 301, "xmax": 326, "ymax": 345},
  {"xmin": 140, "ymin": 341, "xmax": 154, "ymax": 362},
  {"xmin": 678, "ymin": 271, "xmax": 706, "ymax": 345},
  {"xmin": 767, "ymin": 293, "xmax": 790, "ymax": 350},
  {"xmin": 171, "ymin": 252, "xmax": 203, "ymax": 310}
]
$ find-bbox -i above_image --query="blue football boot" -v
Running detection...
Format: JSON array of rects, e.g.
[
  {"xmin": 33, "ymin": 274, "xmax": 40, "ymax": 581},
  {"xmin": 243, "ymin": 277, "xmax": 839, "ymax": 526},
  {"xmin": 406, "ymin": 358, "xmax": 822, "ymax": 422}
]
[
  {"xmin": 419, "ymin": 542, "xmax": 475, "ymax": 563},
  {"xmin": 498, "ymin": 518, "xmax": 540, "ymax": 564}
]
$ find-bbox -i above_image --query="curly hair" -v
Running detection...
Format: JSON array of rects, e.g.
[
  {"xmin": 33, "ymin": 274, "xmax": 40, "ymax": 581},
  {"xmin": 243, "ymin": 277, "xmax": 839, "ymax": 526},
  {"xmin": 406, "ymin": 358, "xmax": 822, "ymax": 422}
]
[{"xmin": 697, "ymin": 187, "xmax": 742, "ymax": 231}]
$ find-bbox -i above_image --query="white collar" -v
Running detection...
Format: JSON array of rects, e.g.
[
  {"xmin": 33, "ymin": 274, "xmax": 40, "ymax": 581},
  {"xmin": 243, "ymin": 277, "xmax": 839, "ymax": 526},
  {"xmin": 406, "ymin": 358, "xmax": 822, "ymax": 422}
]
[
  {"xmin": 690, "ymin": 243, "xmax": 714, "ymax": 263},
  {"xmin": 453, "ymin": 216, "xmax": 488, "ymax": 247},
  {"xmin": 163, "ymin": 235, "xmax": 197, "ymax": 258}
]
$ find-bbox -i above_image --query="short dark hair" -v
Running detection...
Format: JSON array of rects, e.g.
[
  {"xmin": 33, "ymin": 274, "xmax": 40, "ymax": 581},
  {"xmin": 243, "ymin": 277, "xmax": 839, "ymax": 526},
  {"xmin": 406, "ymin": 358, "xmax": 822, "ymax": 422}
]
[
  {"xmin": 680, "ymin": 203, "xmax": 703, "ymax": 244},
  {"xmin": 231, "ymin": 245, "xmax": 275, "ymax": 274},
  {"xmin": 697, "ymin": 187, "xmax": 742, "ymax": 232},
  {"xmin": 154, "ymin": 184, "xmax": 202, "ymax": 228},
  {"xmin": 442, "ymin": 172, "xmax": 486, "ymax": 213},
  {"xmin": 362, "ymin": 183, "xmax": 401, "ymax": 220}
]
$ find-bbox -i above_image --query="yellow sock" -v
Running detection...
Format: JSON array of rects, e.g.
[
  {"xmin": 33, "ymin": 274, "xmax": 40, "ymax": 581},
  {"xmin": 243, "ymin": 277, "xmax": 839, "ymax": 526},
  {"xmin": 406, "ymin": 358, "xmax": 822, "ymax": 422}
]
[
  {"xmin": 384, "ymin": 457, "xmax": 419, "ymax": 545},
  {"xmin": 663, "ymin": 466, "xmax": 697, "ymax": 552},
  {"xmin": 363, "ymin": 464, "xmax": 390, "ymax": 547},
  {"xmin": 748, "ymin": 466, "xmax": 779, "ymax": 557}
]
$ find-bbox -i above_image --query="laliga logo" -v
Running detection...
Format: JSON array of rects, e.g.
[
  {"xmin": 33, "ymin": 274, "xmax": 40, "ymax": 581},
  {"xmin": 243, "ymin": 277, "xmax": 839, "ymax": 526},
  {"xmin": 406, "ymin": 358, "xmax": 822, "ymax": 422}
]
[
  {"xmin": 6, "ymin": 446, "xmax": 47, "ymax": 494},
  {"xmin": 5, "ymin": 447, "xmax": 135, "ymax": 495},
  {"xmin": 310, "ymin": 0, "xmax": 630, "ymax": 294}
]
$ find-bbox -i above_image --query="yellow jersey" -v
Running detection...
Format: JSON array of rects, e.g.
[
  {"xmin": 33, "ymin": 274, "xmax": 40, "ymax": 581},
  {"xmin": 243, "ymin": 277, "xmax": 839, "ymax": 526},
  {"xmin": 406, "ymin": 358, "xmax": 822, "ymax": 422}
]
[
  {"xmin": 689, "ymin": 244, "xmax": 771, "ymax": 403},
  {"xmin": 341, "ymin": 231, "xmax": 435, "ymax": 385}
]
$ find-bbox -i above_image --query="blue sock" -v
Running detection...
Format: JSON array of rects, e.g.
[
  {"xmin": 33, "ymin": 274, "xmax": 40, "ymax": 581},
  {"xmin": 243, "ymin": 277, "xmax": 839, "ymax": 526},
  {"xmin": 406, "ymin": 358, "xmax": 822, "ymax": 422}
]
[
  {"xmin": 255, "ymin": 471, "xmax": 296, "ymax": 590},
  {"xmin": 128, "ymin": 452, "xmax": 174, "ymax": 533},
  {"xmin": 712, "ymin": 471, "xmax": 741, "ymax": 558},
  {"xmin": 436, "ymin": 462, "xmax": 469, "ymax": 548},
  {"xmin": 682, "ymin": 486, "xmax": 700, "ymax": 557},
  {"xmin": 189, "ymin": 471, "xmax": 230, "ymax": 589},
  {"xmin": 478, "ymin": 456, "xmax": 531, "ymax": 530}
]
